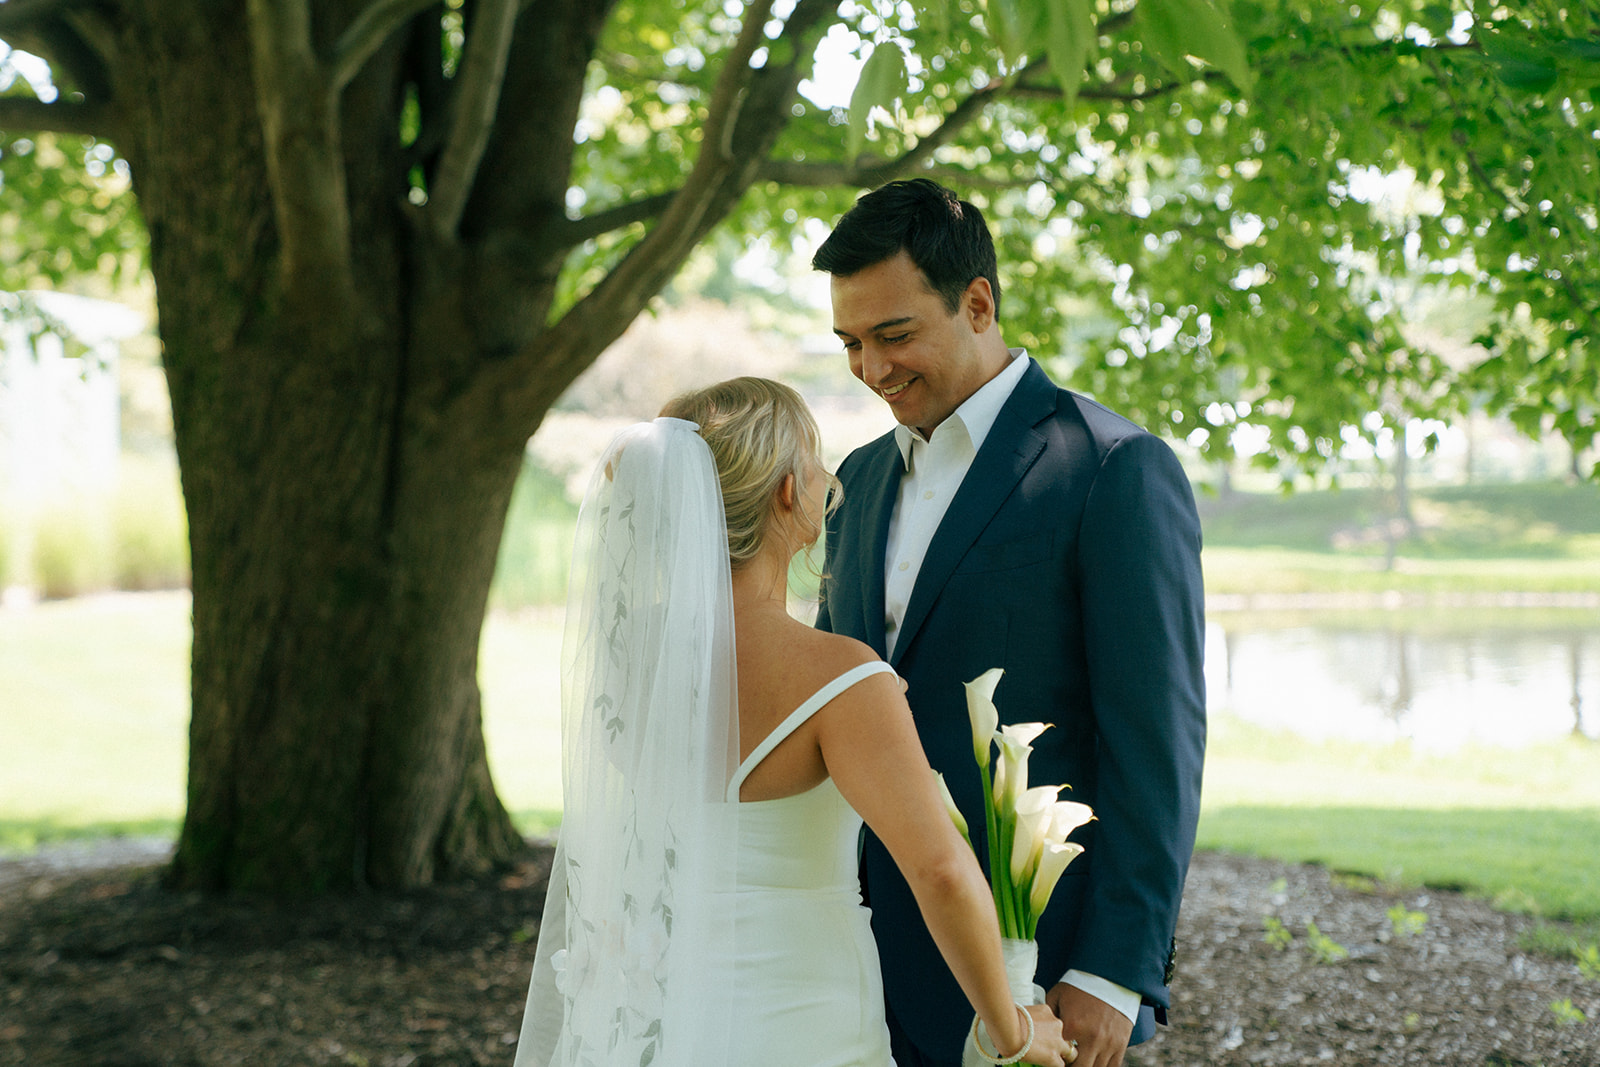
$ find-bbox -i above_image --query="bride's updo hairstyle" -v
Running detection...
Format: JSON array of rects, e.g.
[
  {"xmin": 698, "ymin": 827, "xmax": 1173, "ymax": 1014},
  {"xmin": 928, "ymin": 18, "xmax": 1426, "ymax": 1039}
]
[{"xmin": 660, "ymin": 377, "xmax": 840, "ymax": 568}]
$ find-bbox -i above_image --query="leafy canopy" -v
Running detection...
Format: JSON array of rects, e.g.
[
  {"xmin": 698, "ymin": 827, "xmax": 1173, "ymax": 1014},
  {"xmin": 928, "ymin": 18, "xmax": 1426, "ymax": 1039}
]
[{"xmin": 3, "ymin": 0, "xmax": 1597, "ymax": 469}]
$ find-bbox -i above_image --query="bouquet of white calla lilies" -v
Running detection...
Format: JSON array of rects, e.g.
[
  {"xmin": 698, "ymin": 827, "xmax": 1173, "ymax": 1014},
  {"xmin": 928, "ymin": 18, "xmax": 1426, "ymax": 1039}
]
[{"xmin": 948, "ymin": 669, "xmax": 1093, "ymax": 940}]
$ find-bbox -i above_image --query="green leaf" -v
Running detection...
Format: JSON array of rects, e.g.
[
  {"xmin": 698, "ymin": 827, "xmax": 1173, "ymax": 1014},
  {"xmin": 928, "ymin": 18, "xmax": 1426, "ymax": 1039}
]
[
  {"xmin": 1137, "ymin": 0, "xmax": 1254, "ymax": 93},
  {"xmin": 907, "ymin": 0, "xmax": 952, "ymax": 43},
  {"xmin": 986, "ymin": 0, "xmax": 1029, "ymax": 69},
  {"xmin": 1044, "ymin": 0, "xmax": 1096, "ymax": 106},
  {"xmin": 1419, "ymin": 4, "xmax": 1456, "ymax": 39},
  {"xmin": 846, "ymin": 41, "xmax": 908, "ymax": 159}
]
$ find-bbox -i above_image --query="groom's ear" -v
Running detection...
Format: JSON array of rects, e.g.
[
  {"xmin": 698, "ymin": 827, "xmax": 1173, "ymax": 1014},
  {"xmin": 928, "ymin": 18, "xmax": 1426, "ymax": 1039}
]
[{"xmin": 962, "ymin": 276, "xmax": 996, "ymax": 334}]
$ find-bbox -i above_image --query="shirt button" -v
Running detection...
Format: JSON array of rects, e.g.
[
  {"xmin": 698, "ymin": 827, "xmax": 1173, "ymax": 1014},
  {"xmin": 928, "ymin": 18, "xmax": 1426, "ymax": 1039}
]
[
  {"xmin": 898, "ymin": 561, "xmax": 909, "ymax": 571},
  {"xmin": 923, "ymin": 490, "xmax": 934, "ymax": 500}
]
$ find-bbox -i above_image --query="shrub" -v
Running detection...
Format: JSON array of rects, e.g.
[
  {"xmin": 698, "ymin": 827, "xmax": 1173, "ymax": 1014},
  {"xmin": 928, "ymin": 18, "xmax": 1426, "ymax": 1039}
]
[
  {"xmin": 111, "ymin": 453, "xmax": 189, "ymax": 590},
  {"xmin": 490, "ymin": 459, "xmax": 580, "ymax": 609},
  {"xmin": 33, "ymin": 494, "xmax": 114, "ymax": 599}
]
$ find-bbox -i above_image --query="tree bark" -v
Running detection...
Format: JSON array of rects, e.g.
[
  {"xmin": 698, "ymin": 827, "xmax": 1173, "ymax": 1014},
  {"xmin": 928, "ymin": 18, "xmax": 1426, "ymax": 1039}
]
[{"xmin": 119, "ymin": 3, "xmax": 525, "ymax": 893}]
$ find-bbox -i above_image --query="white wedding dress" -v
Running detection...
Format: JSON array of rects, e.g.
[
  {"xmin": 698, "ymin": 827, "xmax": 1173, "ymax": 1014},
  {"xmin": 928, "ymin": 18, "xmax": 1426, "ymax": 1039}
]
[{"xmin": 718, "ymin": 660, "xmax": 897, "ymax": 1066}]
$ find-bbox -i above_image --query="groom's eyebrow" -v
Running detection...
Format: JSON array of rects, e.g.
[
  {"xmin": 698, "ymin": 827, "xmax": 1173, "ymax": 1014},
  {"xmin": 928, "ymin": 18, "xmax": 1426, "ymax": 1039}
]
[{"xmin": 834, "ymin": 316, "xmax": 915, "ymax": 339}]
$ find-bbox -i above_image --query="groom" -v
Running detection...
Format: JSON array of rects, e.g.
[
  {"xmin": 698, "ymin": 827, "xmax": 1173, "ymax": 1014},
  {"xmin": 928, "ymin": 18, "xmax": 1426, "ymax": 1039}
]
[{"xmin": 812, "ymin": 179, "xmax": 1206, "ymax": 1067}]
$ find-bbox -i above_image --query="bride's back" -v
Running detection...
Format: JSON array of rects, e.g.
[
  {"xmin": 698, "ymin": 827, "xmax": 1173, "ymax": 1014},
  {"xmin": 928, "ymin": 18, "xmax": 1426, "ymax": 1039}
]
[{"xmin": 733, "ymin": 607, "xmax": 882, "ymax": 803}]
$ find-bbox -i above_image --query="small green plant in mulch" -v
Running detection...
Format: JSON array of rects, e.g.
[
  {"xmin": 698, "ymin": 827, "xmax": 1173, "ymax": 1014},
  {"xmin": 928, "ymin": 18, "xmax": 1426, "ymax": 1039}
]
[
  {"xmin": 1549, "ymin": 998, "xmax": 1587, "ymax": 1026},
  {"xmin": 1387, "ymin": 903, "xmax": 1428, "ymax": 940},
  {"xmin": 1262, "ymin": 916, "xmax": 1292, "ymax": 951},
  {"xmin": 1332, "ymin": 872, "xmax": 1378, "ymax": 894},
  {"xmin": 1305, "ymin": 921, "xmax": 1349, "ymax": 964},
  {"xmin": 1576, "ymin": 943, "xmax": 1600, "ymax": 981}
]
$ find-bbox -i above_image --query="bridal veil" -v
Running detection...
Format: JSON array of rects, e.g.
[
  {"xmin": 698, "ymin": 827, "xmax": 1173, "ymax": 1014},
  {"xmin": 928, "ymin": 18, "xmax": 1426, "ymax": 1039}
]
[{"xmin": 516, "ymin": 417, "xmax": 740, "ymax": 1067}]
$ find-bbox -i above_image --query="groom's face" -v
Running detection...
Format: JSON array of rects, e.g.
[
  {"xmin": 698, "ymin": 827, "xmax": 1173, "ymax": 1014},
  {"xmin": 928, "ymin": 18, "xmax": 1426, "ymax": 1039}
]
[{"xmin": 830, "ymin": 251, "xmax": 992, "ymax": 439}]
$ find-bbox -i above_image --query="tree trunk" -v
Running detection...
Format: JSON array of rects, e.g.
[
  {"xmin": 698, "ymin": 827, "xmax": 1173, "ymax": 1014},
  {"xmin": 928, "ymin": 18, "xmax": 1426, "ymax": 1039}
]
[
  {"xmin": 122, "ymin": 4, "xmax": 525, "ymax": 893},
  {"xmin": 98, "ymin": 0, "xmax": 811, "ymax": 892}
]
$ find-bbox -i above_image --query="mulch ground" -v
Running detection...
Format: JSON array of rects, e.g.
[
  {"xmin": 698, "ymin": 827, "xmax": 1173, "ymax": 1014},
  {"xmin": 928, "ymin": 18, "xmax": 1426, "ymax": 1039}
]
[{"xmin": 1, "ymin": 844, "xmax": 1596, "ymax": 1066}]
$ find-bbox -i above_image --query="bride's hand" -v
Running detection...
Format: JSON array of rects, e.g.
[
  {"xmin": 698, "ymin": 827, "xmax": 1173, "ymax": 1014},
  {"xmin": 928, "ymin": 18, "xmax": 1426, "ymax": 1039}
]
[{"xmin": 1021, "ymin": 1002, "xmax": 1075, "ymax": 1066}]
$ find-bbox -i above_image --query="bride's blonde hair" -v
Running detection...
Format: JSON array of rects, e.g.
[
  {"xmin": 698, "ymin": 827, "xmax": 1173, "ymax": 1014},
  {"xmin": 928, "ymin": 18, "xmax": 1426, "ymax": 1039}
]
[{"xmin": 660, "ymin": 377, "xmax": 840, "ymax": 568}]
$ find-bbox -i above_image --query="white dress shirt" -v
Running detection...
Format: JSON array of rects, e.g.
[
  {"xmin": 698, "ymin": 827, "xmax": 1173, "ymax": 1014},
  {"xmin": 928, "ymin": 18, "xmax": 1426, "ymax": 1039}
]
[
  {"xmin": 881, "ymin": 348, "xmax": 1142, "ymax": 1026},
  {"xmin": 883, "ymin": 350, "xmax": 1029, "ymax": 659}
]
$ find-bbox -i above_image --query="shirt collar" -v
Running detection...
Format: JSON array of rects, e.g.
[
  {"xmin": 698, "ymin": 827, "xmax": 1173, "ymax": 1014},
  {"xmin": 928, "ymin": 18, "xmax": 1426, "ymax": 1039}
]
[{"xmin": 895, "ymin": 349, "xmax": 1030, "ymax": 469}]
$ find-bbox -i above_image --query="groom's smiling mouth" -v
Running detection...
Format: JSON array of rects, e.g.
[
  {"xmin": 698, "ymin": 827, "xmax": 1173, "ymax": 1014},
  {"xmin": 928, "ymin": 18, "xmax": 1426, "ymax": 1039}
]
[{"xmin": 879, "ymin": 379, "xmax": 916, "ymax": 400}]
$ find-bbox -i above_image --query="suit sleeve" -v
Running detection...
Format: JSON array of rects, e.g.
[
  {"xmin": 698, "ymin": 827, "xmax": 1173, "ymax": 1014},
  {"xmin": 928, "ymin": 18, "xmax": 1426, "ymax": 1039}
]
[
  {"xmin": 813, "ymin": 451, "xmax": 856, "ymax": 637},
  {"xmin": 1070, "ymin": 431, "xmax": 1206, "ymax": 1007}
]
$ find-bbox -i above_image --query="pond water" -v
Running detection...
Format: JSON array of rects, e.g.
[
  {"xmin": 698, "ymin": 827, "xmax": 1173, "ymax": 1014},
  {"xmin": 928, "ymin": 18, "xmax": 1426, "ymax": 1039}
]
[{"xmin": 1205, "ymin": 603, "xmax": 1600, "ymax": 752}]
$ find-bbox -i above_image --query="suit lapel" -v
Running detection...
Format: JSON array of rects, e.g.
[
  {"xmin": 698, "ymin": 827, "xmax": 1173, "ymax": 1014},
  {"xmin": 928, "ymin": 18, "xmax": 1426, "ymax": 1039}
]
[
  {"xmin": 890, "ymin": 361, "xmax": 1056, "ymax": 668},
  {"xmin": 850, "ymin": 436, "xmax": 903, "ymax": 659}
]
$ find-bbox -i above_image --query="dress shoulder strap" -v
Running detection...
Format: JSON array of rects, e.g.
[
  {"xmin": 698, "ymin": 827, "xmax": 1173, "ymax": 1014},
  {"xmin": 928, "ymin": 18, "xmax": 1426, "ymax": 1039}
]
[{"xmin": 727, "ymin": 660, "xmax": 897, "ymax": 800}]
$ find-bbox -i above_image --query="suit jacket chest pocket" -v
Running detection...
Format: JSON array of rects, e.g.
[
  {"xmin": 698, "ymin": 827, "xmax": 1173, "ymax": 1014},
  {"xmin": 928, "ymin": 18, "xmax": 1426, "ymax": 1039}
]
[{"xmin": 956, "ymin": 531, "xmax": 1054, "ymax": 574}]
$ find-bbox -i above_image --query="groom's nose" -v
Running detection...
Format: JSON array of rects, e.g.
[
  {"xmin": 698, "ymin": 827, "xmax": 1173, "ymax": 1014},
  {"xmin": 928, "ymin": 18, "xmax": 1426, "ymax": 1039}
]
[{"xmin": 855, "ymin": 345, "xmax": 892, "ymax": 387}]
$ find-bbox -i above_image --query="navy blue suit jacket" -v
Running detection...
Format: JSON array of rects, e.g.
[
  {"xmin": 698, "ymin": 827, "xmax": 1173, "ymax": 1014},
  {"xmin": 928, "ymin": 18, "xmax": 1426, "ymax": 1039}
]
[{"xmin": 816, "ymin": 359, "xmax": 1206, "ymax": 1062}]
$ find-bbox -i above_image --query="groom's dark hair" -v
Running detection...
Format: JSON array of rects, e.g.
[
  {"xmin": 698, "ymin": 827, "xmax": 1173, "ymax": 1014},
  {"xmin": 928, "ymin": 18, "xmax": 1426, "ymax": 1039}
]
[{"xmin": 812, "ymin": 178, "xmax": 1001, "ymax": 318}]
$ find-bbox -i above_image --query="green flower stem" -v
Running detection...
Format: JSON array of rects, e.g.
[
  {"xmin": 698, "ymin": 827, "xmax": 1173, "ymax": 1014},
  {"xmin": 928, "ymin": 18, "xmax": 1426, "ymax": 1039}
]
[
  {"xmin": 977, "ymin": 755, "xmax": 1015, "ymax": 937},
  {"xmin": 995, "ymin": 808, "xmax": 1022, "ymax": 938}
]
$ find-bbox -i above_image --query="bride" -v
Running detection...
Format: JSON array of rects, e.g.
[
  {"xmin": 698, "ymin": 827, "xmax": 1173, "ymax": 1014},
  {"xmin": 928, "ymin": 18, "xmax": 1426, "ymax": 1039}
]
[{"xmin": 514, "ymin": 377, "xmax": 1073, "ymax": 1067}]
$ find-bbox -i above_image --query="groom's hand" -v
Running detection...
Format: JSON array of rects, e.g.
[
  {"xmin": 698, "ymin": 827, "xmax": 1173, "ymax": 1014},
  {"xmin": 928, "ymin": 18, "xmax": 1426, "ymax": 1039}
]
[{"xmin": 1046, "ymin": 983, "xmax": 1132, "ymax": 1067}]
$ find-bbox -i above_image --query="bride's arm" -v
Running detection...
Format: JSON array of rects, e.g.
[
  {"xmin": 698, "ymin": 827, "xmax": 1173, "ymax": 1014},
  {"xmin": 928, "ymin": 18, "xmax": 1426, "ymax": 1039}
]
[{"xmin": 816, "ymin": 671, "xmax": 1069, "ymax": 1067}]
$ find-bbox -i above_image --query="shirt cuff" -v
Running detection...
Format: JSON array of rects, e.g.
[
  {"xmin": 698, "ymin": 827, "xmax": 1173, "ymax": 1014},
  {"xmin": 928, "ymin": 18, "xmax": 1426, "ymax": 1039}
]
[{"xmin": 1063, "ymin": 970, "xmax": 1140, "ymax": 1024}]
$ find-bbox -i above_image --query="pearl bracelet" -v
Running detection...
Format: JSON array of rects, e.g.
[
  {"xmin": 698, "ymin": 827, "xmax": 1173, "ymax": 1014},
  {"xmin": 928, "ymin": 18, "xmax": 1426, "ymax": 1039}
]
[{"xmin": 971, "ymin": 1004, "xmax": 1034, "ymax": 1065}]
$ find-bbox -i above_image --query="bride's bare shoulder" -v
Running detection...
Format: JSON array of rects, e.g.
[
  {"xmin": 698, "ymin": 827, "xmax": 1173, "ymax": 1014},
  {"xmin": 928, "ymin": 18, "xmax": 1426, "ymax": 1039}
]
[{"xmin": 783, "ymin": 621, "xmax": 887, "ymax": 678}]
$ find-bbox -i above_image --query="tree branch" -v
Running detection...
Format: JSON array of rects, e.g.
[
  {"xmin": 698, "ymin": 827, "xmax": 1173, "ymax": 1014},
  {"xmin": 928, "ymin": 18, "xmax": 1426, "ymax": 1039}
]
[
  {"xmin": 0, "ymin": 93, "xmax": 109, "ymax": 135},
  {"xmin": 0, "ymin": 0, "xmax": 82, "ymax": 34},
  {"xmin": 427, "ymin": 0, "xmax": 519, "ymax": 239},
  {"xmin": 756, "ymin": 64, "xmax": 1007, "ymax": 189},
  {"xmin": 567, "ymin": 0, "xmax": 775, "ymax": 303},
  {"xmin": 245, "ymin": 0, "xmax": 355, "ymax": 309},
  {"xmin": 699, "ymin": 0, "xmax": 773, "ymax": 163},
  {"xmin": 332, "ymin": 0, "xmax": 440, "ymax": 93},
  {"xmin": 0, "ymin": 2, "xmax": 117, "ymax": 107},
  {"xmin": 27, "ymin": 13, "xmax": 112, "ymax": 101},
  {"xmin": 561, "ymin": 191, "xmax": 677, "ymax": 244},
  {"xmin": 486, "ymin": 0, "xmax": 840, "ymax": 429}
]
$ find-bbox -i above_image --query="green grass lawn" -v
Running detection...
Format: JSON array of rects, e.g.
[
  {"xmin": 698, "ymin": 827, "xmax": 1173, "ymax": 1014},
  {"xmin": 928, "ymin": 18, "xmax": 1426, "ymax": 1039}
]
[
  {"xmin": 6, "ymin": 588, "xmax": 1600, "ymax": 930},
  {"xmin": 1198, "ymin": 478, "xmax": 1600, "ymax": 596},
  {"xmin": 0, "ymin": 591, "xmax": 190, "ymax": 839},
  {"xmin": 1201, "ymin": 717, "xmax": 1600, "ymax": 923}
]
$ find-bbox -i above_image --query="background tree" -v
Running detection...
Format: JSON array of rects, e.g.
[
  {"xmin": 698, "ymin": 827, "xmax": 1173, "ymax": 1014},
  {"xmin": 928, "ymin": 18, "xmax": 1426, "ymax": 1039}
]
[{"xmin": 0, "ymin": 0, "xmax": 1593, "ymax": 894}]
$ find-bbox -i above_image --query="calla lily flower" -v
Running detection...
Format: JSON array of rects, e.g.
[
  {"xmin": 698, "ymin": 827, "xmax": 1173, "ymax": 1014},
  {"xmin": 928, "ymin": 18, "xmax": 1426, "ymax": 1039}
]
[
  {"xmin": 992, "ymin": 724, "xmax": 1048, "ymax": 811},
  {"xmin": 1008, "ymin": 786, "xmax": 1062, "ymax": 883},
  {"xmin": 934, "ymin": 771, "xmax": 970, "ymax": 843},
  {"xmin": 1046, "ymin": 800, "xmax": 1095, "ymax": 844},
  {"xmin": 963, "ymin": 668, "xmax": 1004, "ymax": 766},
  {"xmin": 1001, "ymin": 722, "xmax": 1051, "ymax": 748},
  {"xmin": 1029, "ymin": 841, "xmax": 1085, "ymax": 917}
]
